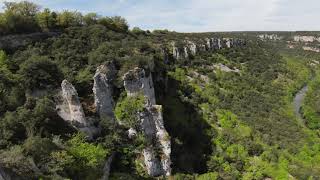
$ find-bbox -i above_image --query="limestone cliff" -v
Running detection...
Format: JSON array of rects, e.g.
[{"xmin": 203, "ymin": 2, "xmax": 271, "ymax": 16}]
[
  {"xmin": 56, "ymin": 80, "xmax": 99, "ymax": 139},
  {"xmin": 123, "ymin": 68, "xmax": 172, "ymax": 177},
  {"xmin": 170, "ymin": 37, "xmax": 245, "ymax": 60},
  {"xmin": 93, "ymin": 62, "xmax": 117, "ymax": 121},
  {"xmin": 123, "ymin": 67, "xmax": 156, "ymax": 105},
  {"xmin": 293, "ymin": 35, "xmax": 319, "ymax": 42},
  {"xmin": 92, "ymin": 63, "xmax": 117, "ymax": 180}
]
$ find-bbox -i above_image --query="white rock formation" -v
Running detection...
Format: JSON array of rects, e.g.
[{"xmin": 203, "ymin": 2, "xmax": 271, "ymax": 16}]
[
  {"xmin": 206, "ymin": 38, "xmax": 211, "ymax": 50},
  {"xmin": 60, "ymin": 80, "xmax": 87, "ymax": 125},
  {"xmin": 213, "ymin": 63, "xmax": 240, "ymax": 73},
  {"xmin": 128, "ymin": 128, "xmax": 138, "ymax": 138},
  {"xmin": 93, "ymin": 62, "xmax": 117, "ymax": 121},
  {"xmin": 56, "ymin": 80, "xmax": 99, "ymax": 139},
  {"xmin": 123, "ymin": 67, "xmax": 172, "ymax": 177},
  {"xmin": 294, "ymin": 35, "xmax": 317, "ymax": 42},
  {"xmin": 150, "ymin": 105, "xmax": 171, "ymax": 176},
  {"xmin": 183, "ymin": 46, "xmax": 189, "ymax": 59},
  {"xmin": 186, "ymin": 41, "xmax": 197, "ymax": 55},
  {"xmin": 258, "ymin": 34, "xmax": 283, "ymax": 41},
  {"xmin": 224, "ymin": 38, "xmax": 232, "ymax": 48},
  {"xmin": 123, "ymin": 68, "xmax": 156, "ymax": 105},
  {"xmin": 303, "ymin": 46, "xmax": 320, "ymax": 53},
  {"xmin": 171, "ymin": 38, "xmax": 245, "ymax": 60},
  {"xmin": 172, "ymin": 42, "xmax": 180, "ymax": 59}
]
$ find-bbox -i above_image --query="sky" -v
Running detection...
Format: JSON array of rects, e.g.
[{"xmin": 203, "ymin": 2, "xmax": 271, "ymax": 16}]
[{"xmin": 0, "ymin": 0, "xmax": 319, "ymax": 32}]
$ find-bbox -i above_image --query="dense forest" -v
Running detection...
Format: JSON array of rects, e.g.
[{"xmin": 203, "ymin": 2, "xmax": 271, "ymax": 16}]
[{"xmin": 1, "ymin": 1, "xmax": 320, "ymax": 180}]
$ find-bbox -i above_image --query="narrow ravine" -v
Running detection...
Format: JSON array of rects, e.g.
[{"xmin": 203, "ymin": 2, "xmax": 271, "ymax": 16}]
[{"xmin": 293, "ymin": 85, "xmax": 308, "ymax": 125}]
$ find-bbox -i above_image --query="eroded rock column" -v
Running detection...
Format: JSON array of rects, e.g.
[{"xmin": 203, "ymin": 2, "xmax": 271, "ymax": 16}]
[
  {"xmin": 93, "ymin": 62, "xmax": 117, "ymax": 121},
  {"xmin": 123, "ymin": 67, "xmax": 172, "ymax": 177},
  {"xmin": 56, "ymin": 80, "xmax": 99, "ymax": 139}
]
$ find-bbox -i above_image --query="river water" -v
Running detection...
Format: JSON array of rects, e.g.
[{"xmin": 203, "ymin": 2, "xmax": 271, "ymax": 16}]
[{"xmin": 293, "ymin": 85, "xmax": 308, "ymax": 124}]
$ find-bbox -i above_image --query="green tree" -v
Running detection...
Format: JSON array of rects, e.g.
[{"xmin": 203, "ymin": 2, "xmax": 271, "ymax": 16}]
[
  {"xmin": 56, "ymin": 10, "xmax": 82, "ymax": 28},
  {"xmin": 36, "ymin": 8, "xmax": 56, "ymax": 31},
  {"xmin": 115, "ymin": 95, "xmax": 145, "ymax": 128},
  {"xmin": 18, "ymin": 56, "xmax": 63, "ymax": 90},
  {"xmin": 1, "ymin": 1, "xmax": 40, "ymax": 33},
  {"xmin": 83, "ymin": 13, "xmax": 99, "ymax": 26}
]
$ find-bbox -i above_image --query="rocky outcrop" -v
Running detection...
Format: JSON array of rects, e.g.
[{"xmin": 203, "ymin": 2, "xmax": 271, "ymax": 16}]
[
  {"xmin": 59, "ymin": 80, "xmax": 87, "ymax": 125},
  {"xmin": 93, "ymin": 62, "xmax": 117, "ymax": 121},
  {"xmin": 56, "ymin": 80, "xmax": 99, "ymax": 139},
  {"xmin": 92, "ymin": 63, "xmax": 118, "ymax": 180},
  {"xmin": 123, "ymin": 68, "xmax": 171, "ymax": 177},
  {"xmin": 213, "ymin": 63, "xmax": 240, "ymax": 73},
  {"xmin": 151, "ymin": 105, "xmax": 171, "ymax": 176},
  {"xmin": 186, "ymin": 41, "xmax": 197, "ymax": 55},
  {"xmin": 123, "ymin": 68, "xmax": 156, "ymax": 105},
  {"xmin": 258, "ymin": 34, "xmax": 283, "ymax": 41},
  {"xmin": 170, "ymin": 37, "xmax": 245, "ymax": 60},
  {"xmin": 172, "ymin": 42, "xmax": 181, "ymax": 60},
  {"xmin": 303, "ymin": 46, "xmax": 320, "ymax": 53},
  {"xmin": 293, "ymin": 35, "xmax": 319, "ymax": 42}
]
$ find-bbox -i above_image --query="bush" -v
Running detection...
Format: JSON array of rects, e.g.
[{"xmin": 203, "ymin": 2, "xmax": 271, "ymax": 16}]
[
  {"xmin": 115, "ymin": 95, "xmax": 145, "ymax": 128},
  {"xmin": 18, "ymin": 56, "xmax": 63, "ymax": 90}
]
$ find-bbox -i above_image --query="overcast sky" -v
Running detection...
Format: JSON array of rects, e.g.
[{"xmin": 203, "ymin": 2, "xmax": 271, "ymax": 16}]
[{"xmin": 1, "ymin": 0, "xmax": 319, "ymax": 32}]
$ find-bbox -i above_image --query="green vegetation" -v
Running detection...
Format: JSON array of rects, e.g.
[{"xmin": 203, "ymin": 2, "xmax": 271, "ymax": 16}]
[
  {"xmin": 1, "ymin": 1, "xmax": 320, "ymax": 179},
  {"xmin": 115, "ymin": 94, "xmax": 146, "ymax": 128},
  {"xmin": 0, "ymin": 1, "xmax": 129, "ymax": 35},
  {"xmin": 303, "ymin": 70, "xmax": 320, "ymax": 129}
]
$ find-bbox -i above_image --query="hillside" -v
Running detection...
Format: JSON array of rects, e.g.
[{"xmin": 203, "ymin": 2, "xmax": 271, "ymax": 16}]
[{"xmin": 1, "ymin": 1, "xmax": 320, "ymax": 180}]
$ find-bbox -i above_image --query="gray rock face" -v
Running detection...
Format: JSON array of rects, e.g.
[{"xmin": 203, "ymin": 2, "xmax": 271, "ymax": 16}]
[
  {"xmin": 56, "ymin": 80, "xmax": 99, "ymax": 139},
  {"xmin": 224, "ymin": 38, "xmax": 232, "ymax": 48},
  {"xmin": 172, "ymin": 42, "xmax": 181, "ymax": 60},
  {"xmin": 186, "ymin": 41, "xmax": 197, "ymax": 55},
  {"xmin": 123, "ymin": 68, "xmax": 172, "ymax": 177},
  {"xmin": 183, "ymin": 46, "xmax": 189, "ymax": 59},
  {"xmin": 143, "ymin": 146, "xmax": 163, "ymax": 177},
  {"xmin": 171, "ymin": 37, "xmax": 245, "ymax": 60},
  {"xmin": 93, "ymin": 62, "xmax": 117, "ymax": 121},
  {"xmin": 293, "ymin": 35, "xmax": 317, "ymax": 42},
  {"xmin": 123, "ymin": 68, "xmax": 156, "ymax": 105},
  {"xmin": 150, "ymin": 105, "xmax": 171, "ymax": 176},
  {"xmin": 258, "ymin": 34, "xmax": 283, "ymax": 41},
  {"xmin": 61, "ymin": 80, "xmax": 87, "ymax": 125}
]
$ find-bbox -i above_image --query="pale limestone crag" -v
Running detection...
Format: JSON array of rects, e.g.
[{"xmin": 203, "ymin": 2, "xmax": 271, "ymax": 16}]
[
  {"xmin": 123, "ymin": 67, "xmax": 156, "ymax": 104},
  {"xmin": 56, "ymin": 80, "xmax": 99, "ymax": 139},
  {"xmin": 123, "ymin": 67, "xmax": 172, "ymax": 177},
  {"xmin": 93, "ymin": 62, "xmax": 117, "ymax": 121}
]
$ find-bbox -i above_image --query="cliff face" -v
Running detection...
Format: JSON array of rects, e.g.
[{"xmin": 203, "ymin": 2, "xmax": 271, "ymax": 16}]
[
  {"xmin": 93, "ymin": 62, "xmax": 117, "ymax": 121},
  {"xmin": 293, "ymin": 35, "xmax": 320, "ymax": 42},
  {"xmin": 123, "ymin": 68, "xmax": 156, "ymax": 105},
  {"xmin": 258, "ymin": 34, "xmax": 283, "ymax": 40},
  {"xmin": 171, "ymin": 37, "xmax": 245, "ymax": 60},
  {"xmin": 123, "ymin": 68, "xmax": 172, "ymax": 177},
  {"xmin": 56, "ymin": 80, "xmax": 100, "ymax": 139}
]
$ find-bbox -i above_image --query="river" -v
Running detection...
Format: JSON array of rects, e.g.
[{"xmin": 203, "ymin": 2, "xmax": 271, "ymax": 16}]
[{"xmin": 293, "ymin": 85, "xmax": 308, "ymax": 124}]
